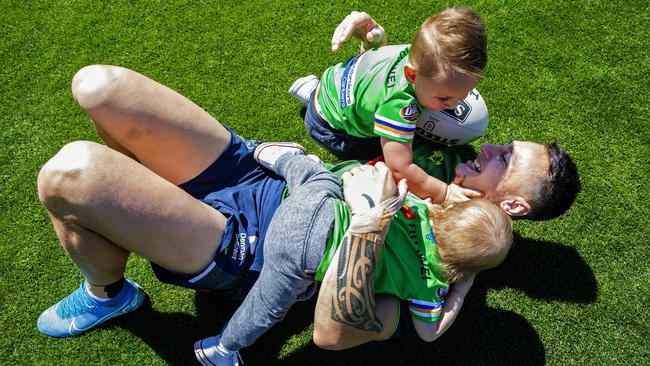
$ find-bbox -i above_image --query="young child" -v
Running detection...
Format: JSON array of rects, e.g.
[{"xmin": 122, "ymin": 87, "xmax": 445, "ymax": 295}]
[
  {"xmin": 195, "ymin": 150, "xmax": 512, "ymax": 365},
  {"xmin": 290, "ymin": 8, "xmax": 487, "ymax": 204},
  {"xmin": 318, "ymin": 166, "xmax": 514, "ymax": 325}
]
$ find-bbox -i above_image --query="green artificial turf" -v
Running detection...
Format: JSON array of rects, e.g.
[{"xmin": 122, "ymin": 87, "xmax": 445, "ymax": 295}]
[{"xmin": 1, "ymin": 0, "xmax": 648, "ymax": 365}]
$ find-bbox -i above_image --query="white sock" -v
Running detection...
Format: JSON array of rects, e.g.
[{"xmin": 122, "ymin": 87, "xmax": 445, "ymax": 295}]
[{"xmin": 86, "ymin": 290, "xmax": 111, "ymax": 302}]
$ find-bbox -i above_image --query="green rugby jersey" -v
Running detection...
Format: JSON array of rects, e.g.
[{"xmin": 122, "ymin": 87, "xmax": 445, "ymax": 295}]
[
  {"xmin": 315, "ymin": 145, "xmax": 461, "ymax": 322},
  {"xmin": 317, "ymin": 45, "xmax": 421, "ymax": 143}
]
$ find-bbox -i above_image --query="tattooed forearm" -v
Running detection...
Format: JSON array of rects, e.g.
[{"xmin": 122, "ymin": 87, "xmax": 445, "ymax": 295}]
[{"xmin": 330, "ymin": 233, "xmax": 383, "ymax": 333}]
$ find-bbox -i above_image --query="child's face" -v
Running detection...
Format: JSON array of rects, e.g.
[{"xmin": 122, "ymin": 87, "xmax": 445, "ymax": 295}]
[{"xmin": 412, "ymin": 68, "xmax": 477, "ymax": 112}]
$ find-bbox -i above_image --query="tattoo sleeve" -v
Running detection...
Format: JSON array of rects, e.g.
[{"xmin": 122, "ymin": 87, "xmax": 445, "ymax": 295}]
[{"xmin": 330, "ymin": 233, "xmax": 383, "ymax": 333}]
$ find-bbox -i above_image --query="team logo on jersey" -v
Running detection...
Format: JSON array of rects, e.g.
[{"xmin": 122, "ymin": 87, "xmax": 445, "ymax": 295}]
[
  {"xmin": 442, "ymin": 100, "xmax": 472, "ymax": 123},
  {"xmin": 437, "ymin": 287, "xmax": 449, "ymax": 298},
  {"xmin": 427, "ymin": 150, "xmax": 444, "ymax": 166},
  {"xmin": 426, "ymin": 230, "xmax": 434, "ymax": 242},
  {"xmin": 400, "ymin": 104, "xmax": 420, "ymax": 121}
]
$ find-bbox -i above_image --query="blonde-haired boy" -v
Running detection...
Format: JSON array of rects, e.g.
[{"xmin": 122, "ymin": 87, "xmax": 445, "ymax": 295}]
[
  {"xmin": 431, "ymin": 199, "xmax": 513, "ymax": 283},
  {"xmin": 366, "ymin": 196, "xmax": 512, "ymax": 329},
  {"xmin": 291, "ymin": 8, "xmax": 487, "ymax": 204}
]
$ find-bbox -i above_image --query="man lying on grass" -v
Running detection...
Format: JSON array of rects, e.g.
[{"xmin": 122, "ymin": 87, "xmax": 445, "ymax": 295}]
[{"xmin": 35, "ymin": 65, "xmax": 579, "ymax": 365}]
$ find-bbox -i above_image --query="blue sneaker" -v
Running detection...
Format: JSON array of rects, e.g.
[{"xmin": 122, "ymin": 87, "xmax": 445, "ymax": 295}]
[{"xmin": 37, "ymin": 279, "xmax": 145, "ymax": 337}]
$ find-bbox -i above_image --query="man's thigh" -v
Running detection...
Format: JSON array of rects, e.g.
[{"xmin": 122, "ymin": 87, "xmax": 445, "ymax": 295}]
[
  {"xmin": 47, "ymin": 141, "xmax": 227, "ymax": 274},
  {"xmin": 72, "ymin": 65, "xmax": 231, "ymax": 185}
]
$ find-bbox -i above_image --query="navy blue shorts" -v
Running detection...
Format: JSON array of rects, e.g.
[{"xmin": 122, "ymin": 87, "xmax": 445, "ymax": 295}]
[
  {"xmin": 389, "ymin": 299, "xmax": 420, "ymax": 340},
  {"xmin": 304, "ymin": 90, "xmax": 383, "ymax": 161},
  {"xmin": 150, "ymin": 128, "xmax": 286, "ymax": 299}
]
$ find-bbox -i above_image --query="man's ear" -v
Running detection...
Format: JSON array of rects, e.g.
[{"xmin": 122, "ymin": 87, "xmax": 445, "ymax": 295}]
[
  {"xmin": 404, "ymin": 63, "xmax": 416, "ymax": 83},
  {"xmin": 499, "ymin": 198, "xmax": 531, "ymax": 217}
]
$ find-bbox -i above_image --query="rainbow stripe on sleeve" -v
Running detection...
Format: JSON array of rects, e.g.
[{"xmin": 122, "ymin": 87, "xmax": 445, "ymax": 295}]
[
  {"xmin": 408, "ymin": 299, "xmax": 443, "ymax": 321},
  {"xmin": 374, "ymin": 115, "xmax": 415, "ymax": 142}
]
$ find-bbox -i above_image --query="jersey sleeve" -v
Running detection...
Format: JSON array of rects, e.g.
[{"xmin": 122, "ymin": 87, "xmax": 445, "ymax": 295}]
[
  {"xmin": 407, "ymin": 284, "xmax": 448, "ymax": 323},
  {"xmin": 407, "ymin": 298, "xmax": 443, "ymax": 323},
  {"xmin": 373, "ymin": 95, "xmax": 420, "ymax": 143}
]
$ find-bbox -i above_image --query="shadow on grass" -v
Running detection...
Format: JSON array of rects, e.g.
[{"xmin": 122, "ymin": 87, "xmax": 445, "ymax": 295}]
[{"xmin": 116, "ymin": 235, "xmax": 596, "ymax": 366}]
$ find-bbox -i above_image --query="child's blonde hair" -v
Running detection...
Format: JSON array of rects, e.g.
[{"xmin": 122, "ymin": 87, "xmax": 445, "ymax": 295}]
[
  {"xmin": 430, "ymin": 199, "xmax": 513, "ymax": 282},
  {"xmin": 410, "ymin": 7, "xmax": 487, "ymax": 80}
]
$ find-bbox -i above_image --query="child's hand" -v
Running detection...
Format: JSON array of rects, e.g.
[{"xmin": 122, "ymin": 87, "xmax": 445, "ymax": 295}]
[
  {"xmin": 452, "ymin": 272, "xmax": 476, "ymax": 296},
  {"xmin": 331, "ymin": 11, "xmax": 386, "ymax": 52},
  {"xmin": 443, "ymin": 183, "xmax": 482, "ymax": 204}
]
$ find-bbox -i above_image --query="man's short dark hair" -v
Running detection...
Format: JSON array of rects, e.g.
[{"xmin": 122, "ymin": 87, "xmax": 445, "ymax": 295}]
[{"xmin": 525, "ymin": 142, "xmax": 581, "ymax": 221}]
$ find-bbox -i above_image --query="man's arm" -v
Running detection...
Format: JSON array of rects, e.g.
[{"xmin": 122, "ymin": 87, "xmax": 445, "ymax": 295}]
[
  {"xmin": 313, "ymin": 230, "xmax": 400, "ymax": 349},
  {"xmin": 313, "ymin": 163, "xmax": 406, "ymax": 350}
]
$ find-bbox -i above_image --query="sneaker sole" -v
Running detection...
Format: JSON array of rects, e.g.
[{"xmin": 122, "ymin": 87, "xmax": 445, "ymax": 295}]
[{"xmin": 253, "ymin": 142, "xmax": 306, "ymax": 162}]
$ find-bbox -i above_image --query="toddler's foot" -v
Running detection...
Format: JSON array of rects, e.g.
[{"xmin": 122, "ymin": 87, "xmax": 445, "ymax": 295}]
[
  {"xmin": 254, "ymin": 142, "xmax": 306, "ymax": 172},
  {"xmin": 289, "ymin": 75, "xmax": 319, "ymax": 105},
  {"xmin": 195, "ymin": 334, "xmax": 243, "ymax": 366}
]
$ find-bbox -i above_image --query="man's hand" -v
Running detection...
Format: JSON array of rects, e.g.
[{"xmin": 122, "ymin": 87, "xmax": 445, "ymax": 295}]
[
  {"xmin": 342, "ymin": 162, "xmax": 406, "ymax": 212},
  {"xmin": 342, "ymin": 163, "xmax": 407, "ymax": 233},
  {"xmin": 443, "ymin": 183, "xmax": 483, "ymax": 204},
  {"xmin": 331, "ymin": 11, "xmax": 386, "ymax": 52}
]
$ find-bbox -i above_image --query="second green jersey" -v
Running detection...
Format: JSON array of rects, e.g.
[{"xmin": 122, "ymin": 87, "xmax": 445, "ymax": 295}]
[
  {"xmin": 317, "ymin": 45, "xmax": 421, "ymax": 143},
  {"xmin": 315, "ymin": 143, "xmax": 463, "ymax": 322}
]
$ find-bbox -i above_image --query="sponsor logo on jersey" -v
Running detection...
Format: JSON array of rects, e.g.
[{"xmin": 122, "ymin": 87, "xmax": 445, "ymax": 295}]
[
  {"xmin": 415, "ymin": 247, "xmax": 432, "ymax": 280},
  {"xmin": 400, "ymin": 104, "xmax": 420, "ymax": 121},
  {"xmin": 339, "ymin": 55, "xmax": 360, "ymax": 108},
  {"xmin": 386, "ymin": 48, "xmax": 410, "ymax": 88},
  {"xmin": 442, "ymin": 99, "xmax": 472, "ymax": 123},
  {"xmin": 387, "ymin": 67, "xmax": 397, "ymax": 88}
]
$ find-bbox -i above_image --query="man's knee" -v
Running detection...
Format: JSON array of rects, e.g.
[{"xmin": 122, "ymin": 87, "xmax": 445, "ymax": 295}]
[
  {"xmin": 71, "ymin": 65, "xmax": 123, "ymax": 110},
  {"xmin": 37, "ymin": 141, "xmax": 104, "ymax": 213}
]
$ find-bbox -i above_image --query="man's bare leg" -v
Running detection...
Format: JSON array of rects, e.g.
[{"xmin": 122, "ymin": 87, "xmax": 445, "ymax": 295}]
[
  {"xmin": 39, "ymin": 141, "xmax": 227, "ymax": 284},
  {"xmin": 37, "ymin": 141, "xmax": 227, "ymax": 336},
  {"xmin": 37, "ymin": 65, "xmax": 233, "ymax": 336},
  {"xmin": 71, "ymin": 64, "xmax": 230, "ymax": 184},
  {"xmin": 51, "ymin": 65, "xmax": 235, "ymax": 292}
]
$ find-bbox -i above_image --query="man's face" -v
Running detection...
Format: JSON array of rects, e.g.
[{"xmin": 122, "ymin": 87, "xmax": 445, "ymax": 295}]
[{"xmin": 454, "ymin": 141, "xmax": 550, "ymax": 205}]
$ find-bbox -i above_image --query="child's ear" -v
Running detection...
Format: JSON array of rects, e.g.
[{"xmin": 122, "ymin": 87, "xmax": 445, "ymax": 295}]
[{"xmin": 404, "ymin": 63, "xmax": 417, "ymax": 83}]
